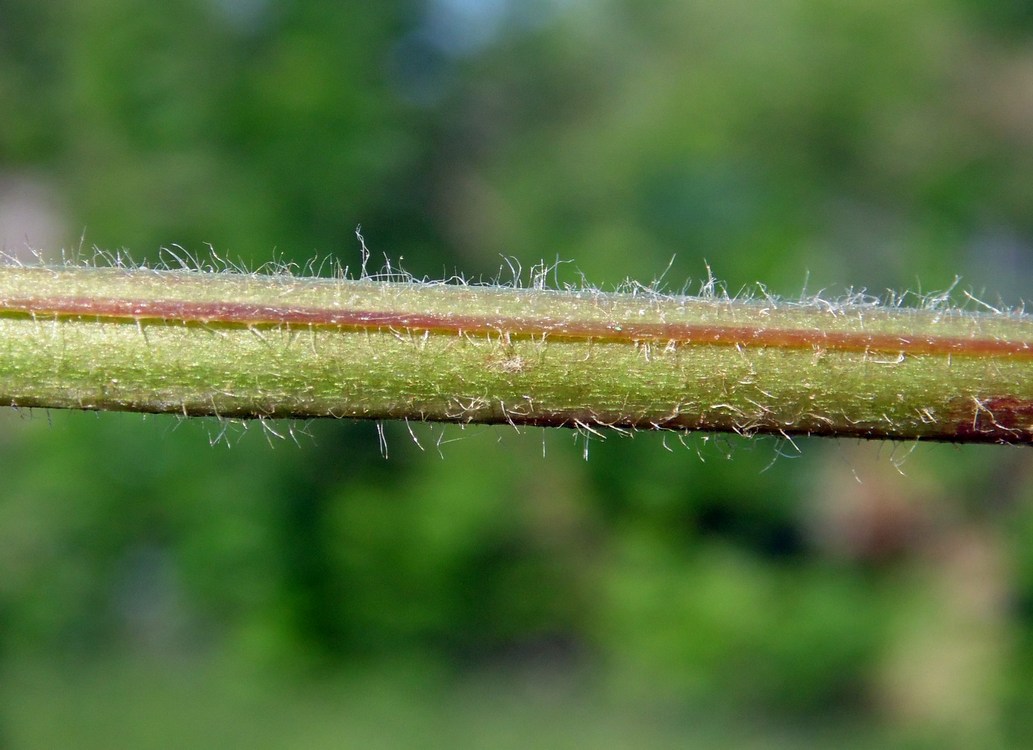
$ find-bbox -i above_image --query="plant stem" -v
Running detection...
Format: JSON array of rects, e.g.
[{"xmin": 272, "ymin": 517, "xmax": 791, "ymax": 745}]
[{"xmin": 0, "ymin": 265, "xmax": 1029, "ymax": 444}]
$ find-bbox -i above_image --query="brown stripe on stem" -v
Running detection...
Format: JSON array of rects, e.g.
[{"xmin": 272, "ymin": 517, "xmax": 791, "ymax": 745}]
[{"xmin": 2, "ymin": 295, "xmax": 1030, "ymax": 359}]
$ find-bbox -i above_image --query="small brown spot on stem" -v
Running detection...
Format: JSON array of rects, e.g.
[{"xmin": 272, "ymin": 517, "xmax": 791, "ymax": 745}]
[{"xmin": 953, "ymin": 396, "xmax": 1033, "ymax": 442}]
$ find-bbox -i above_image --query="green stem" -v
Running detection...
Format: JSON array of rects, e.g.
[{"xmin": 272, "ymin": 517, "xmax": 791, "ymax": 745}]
[{"xmin": 0, "ymin": 265, "xmax": 1030, "ymax": 444}]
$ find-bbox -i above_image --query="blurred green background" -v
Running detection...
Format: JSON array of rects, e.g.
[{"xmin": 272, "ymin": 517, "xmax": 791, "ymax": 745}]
[{"xmin": 1, "ymin": 0, "xmax": 1032, "ymax": 746}]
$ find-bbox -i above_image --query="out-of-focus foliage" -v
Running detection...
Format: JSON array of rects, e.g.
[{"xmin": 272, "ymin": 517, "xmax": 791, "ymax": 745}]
[{"xmin": 0, "ymin": 0, "xmax": 1031, "ymax": 746}]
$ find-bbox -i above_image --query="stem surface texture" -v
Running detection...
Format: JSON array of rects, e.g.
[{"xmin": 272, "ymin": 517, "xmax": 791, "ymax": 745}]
[{"xmin": 0, "ymin": 265, "xmax": 1030, "ymax": 444}]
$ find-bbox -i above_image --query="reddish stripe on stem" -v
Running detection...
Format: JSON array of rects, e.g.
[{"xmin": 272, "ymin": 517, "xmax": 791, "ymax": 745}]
[{"xmin": 3, "ymin": 295, "xmax": 1031, "ymax": 358}]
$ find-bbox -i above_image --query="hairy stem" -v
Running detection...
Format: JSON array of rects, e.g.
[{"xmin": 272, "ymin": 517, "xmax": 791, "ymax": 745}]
[{"xmin": 0, "ymin": 265, "xmax": 1030, "ymax": 444}]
